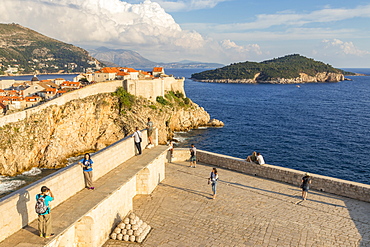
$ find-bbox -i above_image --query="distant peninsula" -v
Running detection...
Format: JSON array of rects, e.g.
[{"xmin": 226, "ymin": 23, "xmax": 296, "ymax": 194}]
[{"xmin": 191, "ymin": 54, "xmax": 354, "ymax": 84}]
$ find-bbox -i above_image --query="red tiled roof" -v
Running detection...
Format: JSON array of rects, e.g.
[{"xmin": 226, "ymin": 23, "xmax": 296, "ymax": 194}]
[
  {"xmin": 153, "ymin": 67, "xmax": 164, "ymax": 72},
  {"xmin": 25, "ymin": 96, "xmax": 41, "ymax": 102},
  {"xmin": 116, "ymin": 71, "xmax": 130, "ymax": 76},
  {"xmin": 125, "ymin": 68, "xmax": 138, "ymax": 72},
  {"xmin": 99, "ymin": 67, "xmax": 121, "ymax": 73}
]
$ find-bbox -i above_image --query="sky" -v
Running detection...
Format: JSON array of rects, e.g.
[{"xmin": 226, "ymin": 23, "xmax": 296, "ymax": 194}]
[{"xmin": 1, "ymin": 0, "xmax": 370, "ymax": 67}]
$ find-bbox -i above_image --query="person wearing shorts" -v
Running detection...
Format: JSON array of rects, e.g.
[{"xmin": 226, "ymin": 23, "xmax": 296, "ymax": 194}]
[
  {"xmin": 301, "ymin": 172, "xmax": 312, "ymax": 200},
  {"xmin": 189, "ymin": 144, "xmax": 196, "ymax": 168}
]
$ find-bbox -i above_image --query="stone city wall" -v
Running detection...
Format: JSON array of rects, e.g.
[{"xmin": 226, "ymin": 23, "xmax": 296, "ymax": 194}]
[
  {"xmin": 0, "ymin": 77, "xmax": 185, "ymax": 128},
  {"xmin": 123, "ymin": 77, "xmax": 185, "ymax": 101},
  {"xmin": 0, "ymin": 129, "xmax": 152, "ymax": 243},
  {"xmin": 0, "ymin": 80, "xmax": 124, "ymax": 127},
  {"xmin": 173, "ymin": 149, "xmax": 370, "ymax": 202}
]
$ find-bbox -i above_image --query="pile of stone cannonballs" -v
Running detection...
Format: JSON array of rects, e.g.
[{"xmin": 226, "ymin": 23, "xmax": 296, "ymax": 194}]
[{"xmin": 110, "ymin": 212, "xmax": 151, "ymax": 243}]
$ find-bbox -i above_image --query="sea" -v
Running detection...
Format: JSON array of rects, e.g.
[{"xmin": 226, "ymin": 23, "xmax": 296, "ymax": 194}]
[
  {"xmin": 170, "ymin": 68, "xmax": 370, "ymax": 185},
  {"xmin": 1, "ymin": 68, "xmax": 370, "ymax": 197}
]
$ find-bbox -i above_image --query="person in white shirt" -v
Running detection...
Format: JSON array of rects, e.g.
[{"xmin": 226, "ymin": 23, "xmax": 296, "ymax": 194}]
[
  {"xmin": 256, "ymin": 152, "xmax": 265, "ymax": 165},
  {"xmin": 132, "ymin": 127, "xmax": 142, "ymax": 155}
]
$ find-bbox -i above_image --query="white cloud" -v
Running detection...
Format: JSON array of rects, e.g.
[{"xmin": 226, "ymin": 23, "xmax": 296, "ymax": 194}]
[
  {"xmin": 127, "ymin": 0, "xmax": 229, "ymax": 12},
  {"xmin": 0, "ymin": 0, "xmax": 261, "ymax": 64},
  {"xmin": 318, "ymin": 39, "xmax": 370, "ymax": 56},
  {"xmin": 208, "ymin": 4, "xmax": 370, "ymax": 32},
  {"xmin": 216, "ymin": 40, "xmax": 262, "ymax": 63}
]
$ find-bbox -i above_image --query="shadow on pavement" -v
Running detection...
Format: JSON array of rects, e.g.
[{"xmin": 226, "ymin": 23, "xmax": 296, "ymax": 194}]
[{"xmin": 160, "ymin": 183, "xmax": 211, "ymax": 199}]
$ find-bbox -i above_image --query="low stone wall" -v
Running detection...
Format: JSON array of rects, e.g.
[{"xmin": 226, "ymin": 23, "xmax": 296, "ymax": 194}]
[
  {"xmin": 173, "ymin": 149, "xmax": 370, "ymax": 202},
  {"xmin": 0, "ymin": 129, "xmax": 149, "ymax": 243}
]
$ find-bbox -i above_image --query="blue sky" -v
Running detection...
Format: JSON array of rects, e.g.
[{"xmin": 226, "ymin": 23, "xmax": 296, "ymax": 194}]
[{"xmin": 1, "ymin": 0, "xmax": 370, "ymax": 67}]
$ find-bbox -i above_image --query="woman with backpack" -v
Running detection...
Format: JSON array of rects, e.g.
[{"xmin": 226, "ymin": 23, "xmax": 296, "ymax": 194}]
[
  {"xmin": 208, "ymin": 168, "xmax": 218, "ymax": 199},
  {"xmin": 79, "ymin": 153, "xmax": 94, "ymax": 190},
  {"xmin": 35, "ymin": 186, "xmax": 54, "ymax": 238}
]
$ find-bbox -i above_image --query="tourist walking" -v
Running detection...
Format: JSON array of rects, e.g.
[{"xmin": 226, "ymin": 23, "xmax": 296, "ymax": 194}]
[
  {"xmin": 208, "ymin": 168, "xmax": 218, "ymax": 199},
  {"xmin": 133, "ymin": 127, "xmax": 142, "ymax": 155},
  {"xmin": 35, "ymin": 186, "xmax": 54, "ymax": 238},
  {"xmin": 168, "ymin": 140, "xmax": 174, "ymax": 158},
  {"xmin": 189, "ymin": 144, "xmax": 196, "ymax": 168},
  {"xmin": 256, "ymin": 152, "xmax": 265, "ymax": 165},
  {"xmin": 246, "ymin": 151, "xmax": 258, "ymax": 164},
  {"xmin": 301, "ymin": 172, "xmax": 312, "ymax": 200},
  {"xmin": 146, "ymin": 118, "xmax": 154, "ymax": 148},
  {"xmin": 79, "ymin": 153, "xmax": 94, "ymax": 190}
]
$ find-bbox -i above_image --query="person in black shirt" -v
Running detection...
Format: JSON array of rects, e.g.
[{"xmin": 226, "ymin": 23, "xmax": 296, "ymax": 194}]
[{"xmin": 301, "ymin": 172, "xmax": 311, "ymax": 200}]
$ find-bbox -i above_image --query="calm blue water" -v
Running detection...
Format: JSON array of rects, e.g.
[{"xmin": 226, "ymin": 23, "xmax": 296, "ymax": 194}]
[{"xmin": 168, "ymin": 68, "xmax": 370, "ymax": 185}]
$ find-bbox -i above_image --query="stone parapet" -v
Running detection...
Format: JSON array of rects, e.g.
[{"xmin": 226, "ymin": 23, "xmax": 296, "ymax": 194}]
[
  {"xmin": 0, "ymin": 128, "xmax": 149, "ymax": 243},
  {"xmin": 173, "ymin": 148, "xmax": 370, "ymax": 202}
]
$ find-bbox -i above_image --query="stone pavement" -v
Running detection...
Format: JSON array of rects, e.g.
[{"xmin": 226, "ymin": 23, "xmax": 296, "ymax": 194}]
[{"xmin": 104, "ymin": 161, "xmax": 370, "ymax": 247}]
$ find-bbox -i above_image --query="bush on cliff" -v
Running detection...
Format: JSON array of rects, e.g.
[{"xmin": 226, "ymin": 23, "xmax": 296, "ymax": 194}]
[
  {"xmin": 156, "ymin": 96, "xmax": 171, "ymax": 106},
  {"xmin": 164, "ymin": 91, "xmax": 190, "ymax": 107},
  {"xmin": 112, "ymin": 87, "xmax": 135, "ymax": 113}
]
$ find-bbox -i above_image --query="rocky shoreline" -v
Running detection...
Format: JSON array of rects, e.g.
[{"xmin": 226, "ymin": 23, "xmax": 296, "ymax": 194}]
[{"xmin": 193, "ymin": 72, "xmax": 346, "ymax": 84}]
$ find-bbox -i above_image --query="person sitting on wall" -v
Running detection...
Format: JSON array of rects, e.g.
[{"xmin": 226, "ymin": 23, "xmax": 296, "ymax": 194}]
[
  {"xmin": 246, "ymin": 151, "xmax": 258, "ymax": 164},
  {"xmin": 256, "ymin": 152, "xmax": 265, "ymax": 165}
]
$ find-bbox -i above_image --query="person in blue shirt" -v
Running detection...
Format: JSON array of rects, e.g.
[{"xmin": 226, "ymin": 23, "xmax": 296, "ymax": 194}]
[
  {"xmin": 79, "ymin": 153, "xmax": 94, "ymax": 190},
  {"xmin": 36, "ymin": 186, "xmax": 54, "ymax": 238}
]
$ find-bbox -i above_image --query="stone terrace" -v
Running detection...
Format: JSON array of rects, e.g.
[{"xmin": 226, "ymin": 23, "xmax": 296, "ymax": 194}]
[{"xmin": 105, "ymin": 160, "xmax": 370, "ymax": 247}]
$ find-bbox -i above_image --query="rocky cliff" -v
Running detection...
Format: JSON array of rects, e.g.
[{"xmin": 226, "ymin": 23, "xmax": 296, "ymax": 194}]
[
  {"xmin": 0, "ymin": 92, "xmax": 221, "ymax": 176},
  {"xmin": 196, "ymin": 72, "xmax": 344, "ymax": 84}
]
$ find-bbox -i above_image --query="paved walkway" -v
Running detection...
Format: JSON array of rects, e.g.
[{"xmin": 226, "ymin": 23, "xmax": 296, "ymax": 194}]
[{"xmin": 104, "ymin": 160, "xmax": 370, "ymax": 247}]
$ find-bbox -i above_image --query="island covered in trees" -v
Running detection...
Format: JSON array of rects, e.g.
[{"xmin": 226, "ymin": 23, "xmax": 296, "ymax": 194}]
[{"xmin": 191, "ymin": 54, "xmax": 355, "ymax": 84}]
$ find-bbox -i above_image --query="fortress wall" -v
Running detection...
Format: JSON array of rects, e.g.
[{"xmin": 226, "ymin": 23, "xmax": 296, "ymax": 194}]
[
  {"xmin": 0, "ymin": 129, "xmax": 148, "ymax": 243},
  {"xmin": 48, "ymin": 176, "xmax": 138, "ymax": 247},
  {"xmin": 167, "ymin": 78, "xmax": 186, "ymax": 97},
  {"xmin": 123, "ymin": 77, "xmax": 185, "ymax": 101},
  {"xmin": 0, "ymin": 77, "xmax": 185, "ymax": 128},
  {"xmin": 173, "ymin": 149, "xmax": 370, "ymax": 202},
  {"xmin": 48, "ymin": 145, "xmax": 166, "ymax": 247},
  {"xmin": 0, "ymin": 80, "xmax": 124, "ymax": 127},
  {"xmin": 124, "ymin": 78, "xmax": 164, "ymax": 101}
]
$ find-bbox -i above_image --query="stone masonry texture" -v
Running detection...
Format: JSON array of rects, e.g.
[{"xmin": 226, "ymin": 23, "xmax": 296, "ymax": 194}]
[{"xmin": 104, "ymin": 161, "xmax": 370, "ymax": 247}]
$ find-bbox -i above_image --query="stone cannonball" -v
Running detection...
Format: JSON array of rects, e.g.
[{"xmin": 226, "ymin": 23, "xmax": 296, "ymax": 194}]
[{"xmin": 129, "ymin": 235, "xmax": 136, "ymax": 242}]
